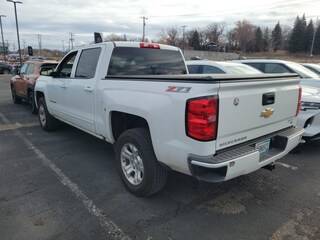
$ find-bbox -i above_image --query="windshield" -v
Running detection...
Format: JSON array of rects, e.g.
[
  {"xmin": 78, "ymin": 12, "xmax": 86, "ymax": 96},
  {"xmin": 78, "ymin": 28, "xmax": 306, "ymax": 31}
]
[
  {"xmin": 107, "ymin": 47, "xmax": 187, "ymax": 76},
  {"xmin": 286, "ymin": 62, "xmax": 319, "ymax": 78},
  {"xmin": 221, "ymin": 64, "xmax": 262, "ymax": 74}
]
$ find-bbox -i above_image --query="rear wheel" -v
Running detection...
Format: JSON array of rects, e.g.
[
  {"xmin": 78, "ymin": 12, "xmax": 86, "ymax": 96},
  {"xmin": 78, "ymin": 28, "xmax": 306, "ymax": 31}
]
[
  {"xmin": 38, "ymin": 97, "xmax": 60, "ymax": 131},
  {"xmin": 3, "ymin": 69, "xmax": 10, "ymax": 74},
  {"xmin": 115, "ymin": 128, "xmax": 168, "ymax": 197}
]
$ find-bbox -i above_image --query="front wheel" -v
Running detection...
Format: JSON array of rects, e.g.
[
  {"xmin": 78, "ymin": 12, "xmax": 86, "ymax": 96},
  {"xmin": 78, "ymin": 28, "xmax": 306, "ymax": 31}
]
[
  {"xmin": 115, "ymin": 128, "xmax": 168, "ymax": 197},
  {"xmin": 11, "ymin": 88, "xmax": 21, "ymax": 104},
  {"xmin": 38, "ymin": 97, "xmax": 60, "ymax": 131},
  {"xmin": 28, "ymin": 90, "xmax": 38, "ymax": 114}
]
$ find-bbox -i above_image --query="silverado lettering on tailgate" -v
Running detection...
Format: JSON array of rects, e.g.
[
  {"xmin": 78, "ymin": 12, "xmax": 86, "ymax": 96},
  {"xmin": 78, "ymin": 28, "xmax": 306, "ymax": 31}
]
[{"xmin": 219, "ymin": 136, "xmax": 248, "ymax": 148}]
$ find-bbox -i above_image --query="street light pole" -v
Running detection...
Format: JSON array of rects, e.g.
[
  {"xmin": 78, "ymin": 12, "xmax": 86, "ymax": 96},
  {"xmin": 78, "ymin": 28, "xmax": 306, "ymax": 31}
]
[
  {"xmin": 310, "ymin": 17, "xmax": 318, "ymax": 57},
  {"xmin": 7, "ymin": 0, "xmax": 23, "ymax": 67},
  {"xmin": 141, "ymin": 16, "xmax": 148, "ymax": 42},
  {"xmin": 0, "ymin": 15, "xmax": 7, "ymax": 62}
]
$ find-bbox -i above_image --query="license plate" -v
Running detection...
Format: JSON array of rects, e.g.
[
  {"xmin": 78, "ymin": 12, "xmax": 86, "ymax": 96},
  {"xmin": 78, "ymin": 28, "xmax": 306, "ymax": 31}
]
[{"xmin": 255, "ymin": 139, "xmax": 271, "ymax": 155}]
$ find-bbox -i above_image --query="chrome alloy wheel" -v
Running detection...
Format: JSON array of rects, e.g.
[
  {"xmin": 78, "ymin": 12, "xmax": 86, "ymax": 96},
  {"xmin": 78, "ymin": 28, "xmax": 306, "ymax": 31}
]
[
  {"xmin": 39, "ymin": 104, "xmax": 46, "ymax": 127},
  {"xmin": 120, "ymin": 143, "xmax": 144, "ymax": 186}
]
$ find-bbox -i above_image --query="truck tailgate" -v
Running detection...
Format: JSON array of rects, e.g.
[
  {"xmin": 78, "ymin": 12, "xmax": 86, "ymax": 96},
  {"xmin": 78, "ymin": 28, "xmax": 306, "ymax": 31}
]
[{"xmin": 216, "ymin": 75, "xmax": 300, "ymax": 150}]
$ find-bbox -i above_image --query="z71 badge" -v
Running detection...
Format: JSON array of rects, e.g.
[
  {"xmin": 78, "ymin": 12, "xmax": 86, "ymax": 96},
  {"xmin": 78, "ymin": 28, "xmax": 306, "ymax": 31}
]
[{"xmin": 166, "ymin": 86, "xmax": 191, "ymax": 93}]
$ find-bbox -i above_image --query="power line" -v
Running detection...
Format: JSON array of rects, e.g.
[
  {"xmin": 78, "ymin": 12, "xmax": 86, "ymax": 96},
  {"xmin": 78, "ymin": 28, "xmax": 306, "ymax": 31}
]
[
  {"xmin": 69, "ymin": 32, "xmax": 74, "ymax": 49},
  {"xmin": 37, "ymin": 33, "xmax": 42, "ymax": 56},
  {"xmin": 181, "ymin": 25, "xmax": 187, "ymax": 53}
]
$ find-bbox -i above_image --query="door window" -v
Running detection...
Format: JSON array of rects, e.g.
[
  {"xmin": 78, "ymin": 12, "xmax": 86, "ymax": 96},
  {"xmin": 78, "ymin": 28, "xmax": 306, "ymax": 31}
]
[
  {"xmin": 20, "ymin": 64, "xmax": 28, "ymax": 75},
  {"xmin": 187, "ymin": 65, "xmax": 202, "ymax": 74},
  {"xmin": 202, "ymin": 65, "xmax": 225, "ymax": 74},
  {"xmin": 75, "ymin": 48, "xmax": 101, "ymax": 78},
  {"xmin": 56, "ymin": 51, "xmax": 78, "ymax": 78},
  {"xmin": 264, "ymin": 63, "xmax": 292, "ymax": 73}
]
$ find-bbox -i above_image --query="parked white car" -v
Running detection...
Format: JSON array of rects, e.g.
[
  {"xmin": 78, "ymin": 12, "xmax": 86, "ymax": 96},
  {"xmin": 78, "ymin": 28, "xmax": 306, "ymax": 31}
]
[
  {"xmin": 302, "ymin": 63, "xmax": 320, "ymax": 77},
  {"xmin": 35, "ymin": 42, "xmax": 303, "ymax": 196},
  {"xmin": 238, "ymin": 59, "xmax": 320, "ymax": 141},
  {"xmin": 187, "ymin": 60, "xmax": 262, "ymax": 75},
  {"xmin": 298, "ymin": 85, "xmax": 320, "ymax": 141}
]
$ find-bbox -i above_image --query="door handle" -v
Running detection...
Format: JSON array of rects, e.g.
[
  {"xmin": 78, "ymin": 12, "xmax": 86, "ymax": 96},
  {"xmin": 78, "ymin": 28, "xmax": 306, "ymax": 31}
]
[
  {"xmin": 60, "ymin": 84, "xmax": 67, "ymax": 89},
  {"xmin": 84, "ymin": 86, "xmax": 94, "ymax": 92}
]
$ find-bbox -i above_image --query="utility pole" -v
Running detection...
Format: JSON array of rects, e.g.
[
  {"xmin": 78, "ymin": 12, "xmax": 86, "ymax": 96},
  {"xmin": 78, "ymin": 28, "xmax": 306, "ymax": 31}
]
[
  {"xmin": 7, "ymin": 0, "xmax": 23, "ymax": 67},
  {"xmin": 62, "ymin": 40, "xmax": 65, "ymax": 53},
  {"xmin": 37, "ymin": 34, "xmax": 42, "ymax": 56},
  {"xmin": 310, "ymin": 17, "xmax": 318, "ymax": 57},
  {"xmin": 22, "ymin": 39, "xmax": 25, "ymax": 56},
  {"xmin": 0, "ymin": 15, "xmax": 6, "ymax": 62},
  {"xmin": 141, "ymin": 16, "xmax": 148, "ymax": 42},
  {"xmin": 69, "ymin": 32, "xmax": 74, "ymax": 49},
  {"xmin": 181, "ymin": 25, "xmax": 187, "ymax": 54}
]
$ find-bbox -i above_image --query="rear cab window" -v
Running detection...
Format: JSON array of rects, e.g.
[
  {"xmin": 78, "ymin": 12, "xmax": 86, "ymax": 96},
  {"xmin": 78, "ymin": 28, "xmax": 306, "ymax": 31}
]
[{"xmin": 107, "ymin": 47, "xmax": 187, "ymax": 76}]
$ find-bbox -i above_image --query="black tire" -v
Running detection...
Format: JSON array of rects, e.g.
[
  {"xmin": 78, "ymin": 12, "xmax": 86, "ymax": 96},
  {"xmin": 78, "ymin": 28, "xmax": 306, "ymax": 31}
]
[
  {"xmin": 11, "ymin": 88, "xmax": 21, "ymax": 104},
  {"xmin": 28, "ymin": 90, "xmax": 38, "ymax": 114},
  {"xmin": 3, "ymin": 69, "xmax": 10, "ymax": 74},
  {"xmin": 37, "ymin": 96, "xmax": 60, "ymax": 131},
  {"xmin": 115, "ymin": 128, "xmax": 168, "ymax": 197}
]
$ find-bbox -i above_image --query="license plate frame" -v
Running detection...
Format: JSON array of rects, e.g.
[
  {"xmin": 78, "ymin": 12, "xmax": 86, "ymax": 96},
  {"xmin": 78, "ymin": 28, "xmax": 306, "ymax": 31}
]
[{"xmin": 255, "ymin": 139, "xmax": 271, "ymax": 155}]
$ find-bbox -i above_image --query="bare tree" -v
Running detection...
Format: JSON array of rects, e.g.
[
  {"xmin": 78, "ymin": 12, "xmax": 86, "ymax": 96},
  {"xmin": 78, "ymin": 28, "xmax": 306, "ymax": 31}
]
[
  {"xmin": 166, "ymin": 27, "xmax": 179, "ymax": 46},
  {"xmin": 204, "ymin": 23, "xmax": 225, "ymax": 45},
  {"xmin": 233, "ymin": 20, "xmax": 256, "ymax": 52}
]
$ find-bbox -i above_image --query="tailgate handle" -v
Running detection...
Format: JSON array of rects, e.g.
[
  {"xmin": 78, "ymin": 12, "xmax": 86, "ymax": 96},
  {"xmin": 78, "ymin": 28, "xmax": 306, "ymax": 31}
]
[{"xmin": 262, "ymin": 92, "xmax": 275, "ymax": 105}]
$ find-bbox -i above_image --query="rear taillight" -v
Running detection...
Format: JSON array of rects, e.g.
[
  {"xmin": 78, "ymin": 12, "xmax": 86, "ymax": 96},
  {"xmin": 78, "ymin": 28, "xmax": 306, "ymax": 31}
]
[
  {"xmin": 296, "ymin": 86, "xmax": 302, "ymax": 116},
  {"xmin": 186, "ymin": 96, "xmax": 219, "ymax": 141},
  {"xmin": 139, "ymin": 42, "xmax": 160, "ymax": 49}
]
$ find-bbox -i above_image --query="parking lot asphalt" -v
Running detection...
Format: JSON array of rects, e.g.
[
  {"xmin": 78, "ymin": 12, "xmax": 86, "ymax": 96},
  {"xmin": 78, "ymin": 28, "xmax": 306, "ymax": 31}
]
[{"xmin": 0, "ymin": 74, "xmax": 320, "ymax": 240}]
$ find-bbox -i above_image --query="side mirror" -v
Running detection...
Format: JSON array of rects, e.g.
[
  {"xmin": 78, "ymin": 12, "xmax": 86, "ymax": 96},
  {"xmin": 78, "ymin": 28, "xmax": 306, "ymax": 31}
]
[{"xmin": 49, "ymin": 71, "xmax": 59, "ymax": 78}]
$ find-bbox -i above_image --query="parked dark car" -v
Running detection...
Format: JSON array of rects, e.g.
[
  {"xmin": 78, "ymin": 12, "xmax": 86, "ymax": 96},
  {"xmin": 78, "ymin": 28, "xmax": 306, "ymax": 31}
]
[{"xmin": 0, "ymin": 62, "xmax": 12, "ymax": 74}]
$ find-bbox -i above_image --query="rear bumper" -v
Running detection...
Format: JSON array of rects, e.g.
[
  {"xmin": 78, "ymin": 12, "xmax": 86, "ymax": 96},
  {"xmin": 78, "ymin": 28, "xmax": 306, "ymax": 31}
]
[{"xmin": 188, "ymin": 127, "xmax": 304, "ymax": 182}]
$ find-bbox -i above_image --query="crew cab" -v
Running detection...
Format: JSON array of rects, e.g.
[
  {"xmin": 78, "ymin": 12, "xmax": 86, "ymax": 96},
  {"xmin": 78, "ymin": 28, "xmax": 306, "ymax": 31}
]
[
  {"xmin": 10, "ymin": 60, "xmax": 58, "ymax": 113},
  {"xmin": 34, "ymin": 42, "xmax": 304, "ymax": 197}
]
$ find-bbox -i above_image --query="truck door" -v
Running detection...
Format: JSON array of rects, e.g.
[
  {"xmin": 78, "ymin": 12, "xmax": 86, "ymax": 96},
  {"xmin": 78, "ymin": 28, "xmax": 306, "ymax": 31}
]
[
  {"xmin": 47, "ymin": 51, "xmax": 78, "ymax": 117},
  {"xmin": 64, "ymin": 47, "xmax": 101, "ymax": 133}
]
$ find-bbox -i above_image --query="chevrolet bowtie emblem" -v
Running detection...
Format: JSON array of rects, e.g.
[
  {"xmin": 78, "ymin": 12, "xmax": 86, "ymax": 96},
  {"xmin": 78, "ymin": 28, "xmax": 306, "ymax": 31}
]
[{"xmin": 260, "ymin": 108, "xmax": 274, "ymax": 118}]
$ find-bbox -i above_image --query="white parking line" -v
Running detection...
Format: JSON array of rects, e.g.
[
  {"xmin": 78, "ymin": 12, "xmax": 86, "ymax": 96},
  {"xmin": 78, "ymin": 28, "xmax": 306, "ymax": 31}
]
[
  {"xmin": 0, "ymin": 122, "xmax": 39, "ymax": 131},
  {"xmin": 0, "ymin": 112, "xmax": 131, "ymax": 240},
  {"xmin": 276, "ymin": 162, "xmax": 299, "ymax": 171}
]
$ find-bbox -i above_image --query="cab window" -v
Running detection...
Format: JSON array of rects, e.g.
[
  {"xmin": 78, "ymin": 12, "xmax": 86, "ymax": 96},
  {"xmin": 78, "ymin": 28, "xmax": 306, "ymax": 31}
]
[
  {"xmin": 75, "ymin": 48, "xmax": 101, "ymax": 78},
  {"xmin": 56, "ymin": 51, "xmax": 78, "ymax": 78}
]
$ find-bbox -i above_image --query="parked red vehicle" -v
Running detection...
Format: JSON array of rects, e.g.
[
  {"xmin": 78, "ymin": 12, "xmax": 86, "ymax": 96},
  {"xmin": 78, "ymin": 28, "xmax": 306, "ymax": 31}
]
[{"xmin": 10, "ymin": 60, "xmax": 58, "ymax": 113}]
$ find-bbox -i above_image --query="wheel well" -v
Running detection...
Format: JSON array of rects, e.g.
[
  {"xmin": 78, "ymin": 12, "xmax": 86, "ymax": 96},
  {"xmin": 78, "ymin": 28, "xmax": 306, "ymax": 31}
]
[
  {"xmin": 111, "ymin": 111, "xmax": 149, "ymax": 140},
  {"xmin": 36, "ymin": 91, "xmax": 44, "ymax": 103}
]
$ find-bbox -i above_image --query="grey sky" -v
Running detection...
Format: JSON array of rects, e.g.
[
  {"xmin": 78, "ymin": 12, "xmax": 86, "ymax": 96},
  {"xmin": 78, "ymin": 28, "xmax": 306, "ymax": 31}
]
[{"xmin": 0, "ymin": 0, "xmax": 318, "ymax": 50}]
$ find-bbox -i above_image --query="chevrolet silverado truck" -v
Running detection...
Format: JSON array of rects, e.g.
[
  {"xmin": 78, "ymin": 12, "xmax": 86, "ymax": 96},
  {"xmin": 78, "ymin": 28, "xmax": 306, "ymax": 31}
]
[{"xmin": 34, "ymin": 42, "xmax": 304, "ymax": 197}]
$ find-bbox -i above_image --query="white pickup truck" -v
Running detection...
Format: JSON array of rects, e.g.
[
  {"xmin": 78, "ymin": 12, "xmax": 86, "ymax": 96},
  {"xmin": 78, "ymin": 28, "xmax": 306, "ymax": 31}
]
[{"xmin": 35, "ymin": 42, "xmax": 304, "ymax": 197}]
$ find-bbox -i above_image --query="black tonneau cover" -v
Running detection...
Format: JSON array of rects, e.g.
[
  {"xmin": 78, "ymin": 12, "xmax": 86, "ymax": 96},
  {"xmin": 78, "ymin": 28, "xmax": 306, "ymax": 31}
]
[{"xmin": 105, "ymin": 73, "xmax": 300, "ymax": 83}]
